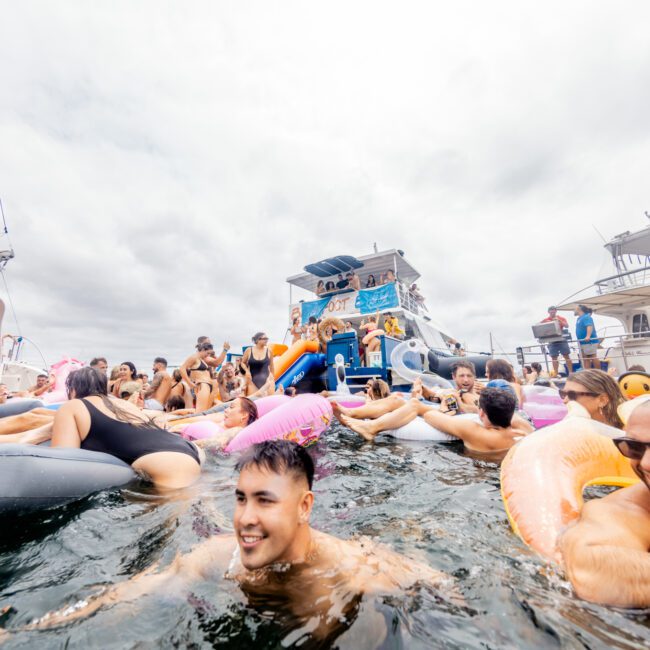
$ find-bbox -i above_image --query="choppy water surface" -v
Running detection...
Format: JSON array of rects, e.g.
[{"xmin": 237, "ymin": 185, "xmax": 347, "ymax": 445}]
[{"xmin": 1, "ymin": 423, "xmax": 649, "ymax": 648}]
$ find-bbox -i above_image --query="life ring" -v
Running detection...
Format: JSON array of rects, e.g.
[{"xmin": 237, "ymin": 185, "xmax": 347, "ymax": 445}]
[
  {"xmin": 361, "ymin": 329, "xmax": 384, "ymax": 346},
  {"xmin": 385, "ymin": 412, "xmax": 478, "ymax": 441},
  {"xmin": 500, "ymin": 402, "xmax": 638, "ymax": 562},
  {"xmin": 319, "ymin": 317, "xmax": 346, "ymax": 346}
]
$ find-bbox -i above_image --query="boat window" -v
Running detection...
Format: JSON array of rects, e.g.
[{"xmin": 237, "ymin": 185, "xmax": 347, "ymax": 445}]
[{"xmin": 632, "ymin": 313, "xmax": 650, "ymax": 338}]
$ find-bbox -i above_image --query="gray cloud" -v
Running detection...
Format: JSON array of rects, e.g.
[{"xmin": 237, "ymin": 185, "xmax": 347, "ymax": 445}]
[{"xmin": 0, "ymin": 1, "xmax": 647, "ymax": 371}]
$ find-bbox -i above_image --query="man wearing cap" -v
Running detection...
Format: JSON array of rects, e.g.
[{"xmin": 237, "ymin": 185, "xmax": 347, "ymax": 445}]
[{"xmin": 541, "ymin": 306, "xmax": 573, "ymax": 377}]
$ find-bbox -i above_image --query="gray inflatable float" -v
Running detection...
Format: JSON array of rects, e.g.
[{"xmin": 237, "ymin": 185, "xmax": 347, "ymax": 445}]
[{"xmin": 0, "ymin": 444, "xmax": 137, "ymax": 515}]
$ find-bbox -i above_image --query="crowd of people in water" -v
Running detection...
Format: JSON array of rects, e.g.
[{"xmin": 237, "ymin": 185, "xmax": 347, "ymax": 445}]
[{"xmin": 0, "ymin": 317, "xmax": 649, "ymax": 639}]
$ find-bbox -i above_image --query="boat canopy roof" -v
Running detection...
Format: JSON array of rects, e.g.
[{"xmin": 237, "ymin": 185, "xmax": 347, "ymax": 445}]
[
  {"xmin": 605, "ymin": 225, "xmax": 650, "ymax": 258},
  {"xmin": 558, "ymin": 284, "xmax": 650, "ymax": 314},
  {"xmin": 287, "ymin": 249, "xmax": 421, "ymax": 292}
]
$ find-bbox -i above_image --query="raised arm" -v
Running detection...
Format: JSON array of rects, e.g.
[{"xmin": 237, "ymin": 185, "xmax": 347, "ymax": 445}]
[
  {"xmin": 421, "ymin": 407, "xmax": 480, "ymax": 442},
  {"xmin": 558, "ymin": 487, "xmax": 650, "ymax": 607}
]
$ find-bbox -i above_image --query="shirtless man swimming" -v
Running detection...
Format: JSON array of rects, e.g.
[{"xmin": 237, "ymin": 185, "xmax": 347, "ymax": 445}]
[
  {"xmin": 336, "ymin": 388, "xmax": 533, "ymax": 456},
  {"xmin": 413, "ymin": 360, "xmax": 483, "ymax": 414},
  {"xmin": 143, "ymin": 357, "xmax": 173, "ymax": 411},
  {"xmin": 7, "ymin": 441, "xmax": 457, "ymax": 642},
  {"xmin": 559, "ymin": 401, "xmax": 650, "ymax": 607}
]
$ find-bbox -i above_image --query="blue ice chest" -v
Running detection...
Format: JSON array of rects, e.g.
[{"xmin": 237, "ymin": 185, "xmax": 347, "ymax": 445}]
[{"xmin": 326, "ymin": 332, "xmax": 359, "ymax": 366}]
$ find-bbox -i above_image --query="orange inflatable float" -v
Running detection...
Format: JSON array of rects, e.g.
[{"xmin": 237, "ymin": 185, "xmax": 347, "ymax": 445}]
[
  {"xmin": 500, "ymin": 402, "xmax": 638, "ymax": 562},
  {"xmin": 273, "ymin": 339, "xmax": 320, "ymax": 378}
]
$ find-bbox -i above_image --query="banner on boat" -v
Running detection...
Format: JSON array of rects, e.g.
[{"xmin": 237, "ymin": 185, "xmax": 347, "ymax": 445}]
[{"xmin": 293, "ymin": 284, "xmax": 399, "ymax": 324}]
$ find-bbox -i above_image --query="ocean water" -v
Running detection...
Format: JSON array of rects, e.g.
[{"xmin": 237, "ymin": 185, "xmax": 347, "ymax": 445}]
[{"xmin": 1, "ymin": 422, "xmax": 649, "ymax": 648}]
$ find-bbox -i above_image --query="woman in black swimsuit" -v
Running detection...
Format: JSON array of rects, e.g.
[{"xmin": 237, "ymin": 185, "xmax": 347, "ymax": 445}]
[
  {"xmin": 241, "ymin": 332, "xmax": 275, "ymax": 397},
  {"xmin": 52, "ymin": 368, "xmax": 202, "ymax": 489},
  {"xmin": 180, "ymin": 342, "xmax": 216, "ymax": 412}
]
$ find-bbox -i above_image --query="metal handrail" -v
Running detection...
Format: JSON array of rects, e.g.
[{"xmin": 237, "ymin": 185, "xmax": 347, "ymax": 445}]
[{"xmin": 517, "ymin": 330, "xmax": 650, "ymax": 372}]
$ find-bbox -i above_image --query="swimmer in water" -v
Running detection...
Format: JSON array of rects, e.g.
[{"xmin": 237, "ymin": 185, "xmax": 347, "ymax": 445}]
[
  {"xmin": 13, "ymin": 441, "xmax": 458, "ymax": 641},
  {"xmin": 334, "ymin": 388, "xmax": 533, "ymax": 455},
  {"xmin": 559, "ymin": 400, "xmax": 650, "ymax": 607}
]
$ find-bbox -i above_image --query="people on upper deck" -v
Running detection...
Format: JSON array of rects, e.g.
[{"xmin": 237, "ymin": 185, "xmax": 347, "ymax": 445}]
[
  {"xmin": 324, "ymin": 281, "xmax": 336, "ymax": 294},
  {"xmin": 409, "ymin": 283, "xmax": 427, "ymax": 310},
  {"xmin": 335, "ymin": 274, "xmax": 348, "ymax": 290},
  {"xmin": 365, "ymin": 274, "xmax": 377, "ymax": 288},
  {"xmin": 575, "ymin": 304, "xmax": 599, "ymax": 370},
  {"xmin": 381, "ymin": 269, "xmax": 396, "ymax": 285},
  {"xmin": 315, "ymin": 280, "xmax": 325, "ymax": 296},
  {"xmin": 348, "ymin": 271, "xmax": 361, "ymax": 291}
]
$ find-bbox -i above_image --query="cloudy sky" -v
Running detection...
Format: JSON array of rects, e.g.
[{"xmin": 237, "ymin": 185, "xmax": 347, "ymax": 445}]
[{"xmin": 1, "ymin": 1, "xmax": 649, "ymax": 372}]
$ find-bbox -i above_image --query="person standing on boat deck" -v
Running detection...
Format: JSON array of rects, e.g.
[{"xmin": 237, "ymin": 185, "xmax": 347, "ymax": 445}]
[
  {"xmin": 335, "ymin": 274, "xmax": 349, "ymax": 290},
  {"xmin": 143, "ymin": 357, "xmax": 172, "ymax": 411},
  {"xmin": 110, "ymin": 362, "xmax": 138, "ymax": 398},
  {"xmin": 241, "ymin": 332, "xmax": 276, "ymax": 396},
  {"xmin": 315, "ymin": 280, "xmax": 325, "ymax": 296},
  {"xmin": 575, "ymin": 304, "xmax": 599, "ymax": 369},
  {"xmin": 348, "ymin": 270, "xmax": 361, "ymax": 291},
  {"xmin": 289, "ymin": 316, "xmax": 304, "ymax": 344},
  {"xmin": 306, "ymin": 316, "xmax": 319, "ymax": 342},
  {"xmin": 541, "ymin": 306, "xmax": 573, "ymax": 376},
  {"xmin": 383, "ymin": 312, "xmax": 405, "ymax": 339},
  {"xmin": 380, "ymin": 269, "xmax": 396, "ymax": 285},
  {"xmin": 366, "ymin": 274, "xmax": 377, "ymax": 288},
  {"xmin": 180, "ymin": 342, "xmax": 217, "ymax": 411},
  {"xmin": 324, "ymin": 280, "xmax": 336, "ymax": 294},
  {"xmin": 89, "ymin": 357, "xmax": 108, "ymax": 375}
]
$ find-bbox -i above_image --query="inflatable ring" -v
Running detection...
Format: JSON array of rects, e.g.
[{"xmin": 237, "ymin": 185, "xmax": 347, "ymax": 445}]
[
  {"xmin": 361, "ymin": 329, "xmax": 384, "ymax": 346},
  {"xmin": 385, "ymin": 413, "xmax": 478, "ymax": 441},
  {"xmin": 500, "ymin": 403, "xmax": 638, "ymax": 562},
  {"xmin": 319, "ymin": 317, "xmax": 346, "ymax": 346},
  {"xmin": 0, "ymin": 444, "xmax": 137, "ymax": 515}
]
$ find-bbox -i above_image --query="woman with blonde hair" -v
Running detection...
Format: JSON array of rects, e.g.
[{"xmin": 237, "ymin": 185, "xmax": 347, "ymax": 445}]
[{"xmin": 560, "ymin": 369, "xmax": 625, "ymax": 429}]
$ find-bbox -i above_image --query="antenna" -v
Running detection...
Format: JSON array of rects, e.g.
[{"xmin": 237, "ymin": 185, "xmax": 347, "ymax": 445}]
[
  {"xmin": 373, "ymin": 242, "xmax": 378, "ymax": 253},
  {"xmin": 592, "ymin": 224, "xmax": 607, "ymax": 244},
  {"xmin": 0, "ymin": 199, "xmax": 14, "ymax": 271}
]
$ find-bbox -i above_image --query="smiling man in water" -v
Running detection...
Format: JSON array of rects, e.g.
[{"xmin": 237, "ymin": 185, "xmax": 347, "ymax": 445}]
[
  {"xmin": 559, "ymin": 401, "xmax": 650, "ymax": 607},
  {"xmin": 8, "ymin": 441, "xmax": 457, "ymax": 641}
]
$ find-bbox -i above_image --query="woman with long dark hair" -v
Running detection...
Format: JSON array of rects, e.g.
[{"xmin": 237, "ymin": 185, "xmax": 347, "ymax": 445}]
[
  {"xmin": 241, "ymin": 332, "xmax": 275, "ymax": 396},
  {"xmin": 110, "ymin": 361, "xmax": 138, "ymax": 398},
  {"xmin": 52, "ymin": 368, "xmax": 202, "ymax": 489}
]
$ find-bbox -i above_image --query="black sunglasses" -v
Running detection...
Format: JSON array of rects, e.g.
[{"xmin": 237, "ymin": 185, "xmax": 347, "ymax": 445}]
[
  {"xmin": 613, "ymin": 437, "xmax": 650, "ymax": 461},
  {"xmin": 558, "ymin": 389, "xmax": 599, "ymax": 400}
]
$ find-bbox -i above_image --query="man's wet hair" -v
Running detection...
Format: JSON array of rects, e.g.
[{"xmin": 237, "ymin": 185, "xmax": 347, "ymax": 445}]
[
  {"xmin": 235, "ymin": 440, "xmax": 315, "ymax": 489},
  {"xmin": 89, "ymin": 357, "xmax": 107, "ymax": 367},
  {"xmin": 479, "ymin": 387, "xmax": 516, "ymax": 428},
  {"xmin": 450, "ymin": 360, "xmax": 476, "ymax": 376},
  {"xmin": 154, "ymin": 357, "xmax": 168, "ymax": 367}
]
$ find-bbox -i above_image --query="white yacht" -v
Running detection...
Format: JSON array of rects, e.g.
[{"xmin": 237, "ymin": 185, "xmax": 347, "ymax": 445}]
[{"xmin": 555, "ymin": 218, "xmax": 650, "ymax": 374}]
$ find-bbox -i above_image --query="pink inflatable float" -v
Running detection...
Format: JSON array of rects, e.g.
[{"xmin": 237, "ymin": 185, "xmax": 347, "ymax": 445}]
[
  {"xmin": 41, "ymin": 358, "xmax": 85, "ymax": 405},
  {"xmin": 182, "ymin": 394, "xmax": 332, "ymax": 453},
  {"xmin": 521, "ymin": 385, "xmax": 567, "ymax": 428}
]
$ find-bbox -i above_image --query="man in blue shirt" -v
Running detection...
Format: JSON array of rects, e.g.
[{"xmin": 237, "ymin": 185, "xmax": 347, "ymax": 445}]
[{"xmin": 575, "ymin": 304, "xmax": 599, "ymax": 369}]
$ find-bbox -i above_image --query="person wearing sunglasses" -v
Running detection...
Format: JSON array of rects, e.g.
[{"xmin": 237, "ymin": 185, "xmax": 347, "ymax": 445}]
[
  {"xmin": 560, "ymin": 369, "xmax": 624, "ymax": 429},
  {"xmin": 559, "ymin": 401, "xmax": 650, "ymax": 607},
  {"xmin": 241, "ymin": 332, "xmax": 275, "ymax": 397}
]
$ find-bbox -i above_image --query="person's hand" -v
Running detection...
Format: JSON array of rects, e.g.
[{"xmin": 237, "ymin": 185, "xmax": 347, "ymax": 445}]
[
  {"xmin": 473, "ymin": 381, "xmax": 484, "ymax": 393},
  {"xmin": 222, "ymin": 342, "xmax": 230, "ymax": 351}
]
